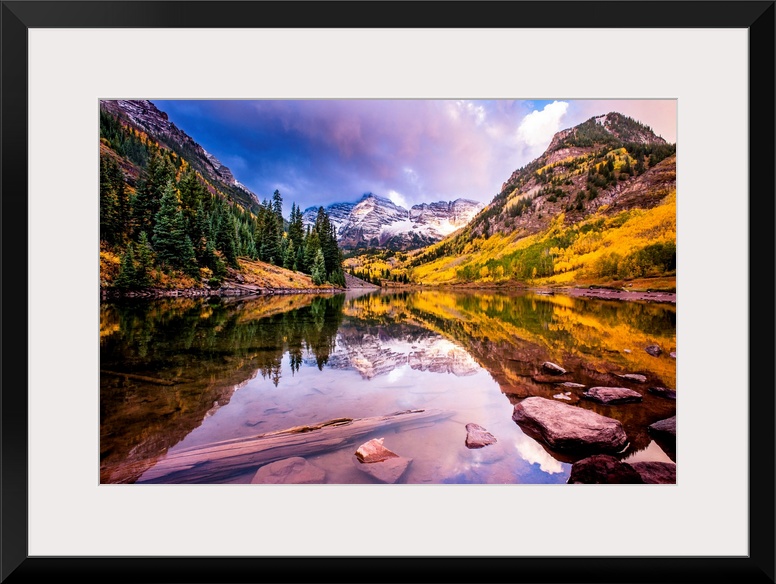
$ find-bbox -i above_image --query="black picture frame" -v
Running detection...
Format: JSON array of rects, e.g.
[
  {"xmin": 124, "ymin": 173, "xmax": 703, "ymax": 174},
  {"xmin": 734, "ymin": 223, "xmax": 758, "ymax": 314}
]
[{"xmin": 2, "ymin": 1, "xmax": 774, "ymax": 583}]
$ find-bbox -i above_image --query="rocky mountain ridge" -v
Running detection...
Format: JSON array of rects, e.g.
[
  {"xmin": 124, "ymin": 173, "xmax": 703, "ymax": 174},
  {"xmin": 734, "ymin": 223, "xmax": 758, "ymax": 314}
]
[
  {"xmin": 99, "ymin": 99, "xmax": 260, "ymax": 211},
  {"xmin": 303, "ymin": 193, "xmax": 483, "ymax": 251}
]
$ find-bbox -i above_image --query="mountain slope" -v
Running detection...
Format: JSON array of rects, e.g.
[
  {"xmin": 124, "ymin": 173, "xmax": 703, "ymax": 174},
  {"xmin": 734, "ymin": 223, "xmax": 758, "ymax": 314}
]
[
  {"xmin": 396, "ymin": 112, "xmax": 677, "ymax": 289},
  {"xmin": 303, "ymin": 193, "xmax": 484, "ymax": 251},
  {"xmin": 100, "ymin": 99, "xmax": 260, "ymax": 212}
]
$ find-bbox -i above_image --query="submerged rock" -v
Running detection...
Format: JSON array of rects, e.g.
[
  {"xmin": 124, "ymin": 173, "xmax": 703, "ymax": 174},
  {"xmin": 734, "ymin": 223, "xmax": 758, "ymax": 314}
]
[
  {"xmin": 583, "ymin": 386, "xmax": 643, "ymax": 404},
  {"xmin": 617, "ymin": 373, "xmax": 647, "ymax": 383},
  {"xmin": 553, "ymin": 393, "xmax": 572, "ymax": 401},
  {"xmin": 648, "ymin": 386, "xmax": 677, "ymax": 400},
  {"xmin": 353, "ymin": 437, "xmax": 412, "ymax": 483},
  {"xmin": 353, "ymin": 455, "xmax": 412, "ymax": 484},
  {"xmin": 557, "ymin": 382, "xmax": 585, "ymax": 389},
  {"xmin": 465, "ymin": 423, "xmax": 497, "ymax": 448},
  {"xmin": 512, "ymin": 397, "xmax": 628, "ymax": 453},
  {"xmin": 670, "ymin": 351, "xmax": 677, "ymax": 359},
  {"xmin": 355, "ymin": 437, "xmax": 399, "ymax": 463},
  {"xmin": 645, "ymin": 344, "xmax": 663, "ymax": 357},
  {"xmin": 649, "ymin": 416, "xmax": 676, "ymax": 439},
  {"xmin": 542, "ymin": 361, "xmax": 567, "ymax": 375},
  {"xmin": 630, "ymin": 461, "xmax": 676, "ymax": 484},
  {"xmin": 568, "ymin": 454, "xmax": 644, "ymax": 484},
  {"xmin": 251, "ymin": 457, "xmax": 325, "ymax": 484}
]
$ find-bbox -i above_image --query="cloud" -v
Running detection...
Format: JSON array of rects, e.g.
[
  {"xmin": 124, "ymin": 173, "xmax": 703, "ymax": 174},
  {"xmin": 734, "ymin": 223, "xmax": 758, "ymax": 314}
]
[
  {"xmin": 386, "ymin": 189, "xmax": 409, "ymax": 209},
  {"xmin": 516, "ymin": 101, "xmax": 569, "ymax": 149}
]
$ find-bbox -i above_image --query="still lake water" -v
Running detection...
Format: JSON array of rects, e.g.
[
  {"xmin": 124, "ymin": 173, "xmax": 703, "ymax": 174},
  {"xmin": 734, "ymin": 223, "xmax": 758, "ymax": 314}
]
[{"xmin": 100, "ymin": 289, "xmax": 676, "ymax": 484}]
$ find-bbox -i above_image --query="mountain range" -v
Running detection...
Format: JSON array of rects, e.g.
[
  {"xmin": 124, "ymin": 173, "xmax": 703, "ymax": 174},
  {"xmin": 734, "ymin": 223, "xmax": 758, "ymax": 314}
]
[{"xmin": 303, "ymin": 194, "xmax": 483, "ymax": 251}]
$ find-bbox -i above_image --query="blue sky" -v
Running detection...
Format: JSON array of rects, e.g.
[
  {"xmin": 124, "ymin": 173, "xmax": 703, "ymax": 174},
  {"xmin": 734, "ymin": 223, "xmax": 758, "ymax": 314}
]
[{"xmin": 153, "ymin": 99, "xmax": 676, "ymax": 214}]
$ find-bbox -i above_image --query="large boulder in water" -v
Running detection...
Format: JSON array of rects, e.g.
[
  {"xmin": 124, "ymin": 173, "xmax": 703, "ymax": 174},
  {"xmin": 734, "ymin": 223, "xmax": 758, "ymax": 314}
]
[
  {"xmin": 568, "ymin": 454, "xmax": 644, "ymax": 484},
  {"xmin": 512, "ymin": 397, "xmax": 628, "ymax": 453},
  {"xmin": 582, "ymin": 386, "xmax": 643, "ymax": 404}
]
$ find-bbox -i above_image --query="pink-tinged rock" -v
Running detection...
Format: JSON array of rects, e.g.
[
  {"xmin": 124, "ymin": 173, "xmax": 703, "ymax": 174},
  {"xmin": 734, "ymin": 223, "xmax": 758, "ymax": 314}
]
[
  {"xmin": 630, "ymin": 461, "xmax": 676, "ymax": 484},
  {"xmin": 617, "ymin": 373, "xmax": 647, "ymax": 383},
  {"xmin": 568, "ymin": 454, "xmax": 644, "ymax": 484},
  {"xmin": 251, "ymin": 457, "xmax": 325, "ymax": 484},
  {"xmin": 583, "ymin": 386, "xmax": 643, "ymax": 404},
  {"xmin": 648, "ymin": 386, "xmax": 677, "ymax": 400},
  {"xmin": 542, "ymin": 361, "xmax": 567, "ymax": 375},
  {"xmin": 465, "ymin": 423, "xmax": 497, "ymax": 448},
  {"xmin": 670, "ymin": 351, "xmax": 676, "ymax": 359},
  {"xmin": 353, "ymin": 455, "xmax": 412, "ymax": 484},
  {"xmin": 557, "ymin": 382, "xmax": 585, "ymax": 389},
  {"xmin": 512, "ymin": 397, "xmax": 628, "ymax": 453},
  {"xmin": 649, "ymin": 416, "xmax": 676, "ymax": 438},
  {"xmin": 354, "ymin": 437, "xmax": 399, "ymax": 463}
]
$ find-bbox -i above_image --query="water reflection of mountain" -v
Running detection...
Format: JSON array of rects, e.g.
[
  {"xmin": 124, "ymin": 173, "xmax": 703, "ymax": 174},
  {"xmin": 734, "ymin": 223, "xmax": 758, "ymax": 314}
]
[{"xmin": 325, "ymin": 323, "xmax": 479, "ymax": 379}]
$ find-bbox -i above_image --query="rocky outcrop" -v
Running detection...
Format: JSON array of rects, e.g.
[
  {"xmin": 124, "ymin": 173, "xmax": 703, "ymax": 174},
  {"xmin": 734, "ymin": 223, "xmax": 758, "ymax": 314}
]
[
  {"xmin": 512, "ymin": 397, "xmax": 628, "ymax": 453},
  {"xmin": 99, "ymin": 100, "xmax": 259, "ymax": 209},
  {"xmin": 582, "ymin": 386, "xmax": 643, "ymax": 404},
  {"xmin": 630, "ymin": 461, "xmax": 676, "ymax": 484},
  {"xmin": 465, "ymin": 423, "xmax": 497, "ymax": 448},
  {"xmin": 568, "ymin": 454, "xmax": 644, "ymax": 484},
  {"xmin": 251, "ymin": 457, "xmax": 325, "ymax": 484},
  {"xmin": 303, "ymin": 193, "xmax": 483, "ymax": 251}
]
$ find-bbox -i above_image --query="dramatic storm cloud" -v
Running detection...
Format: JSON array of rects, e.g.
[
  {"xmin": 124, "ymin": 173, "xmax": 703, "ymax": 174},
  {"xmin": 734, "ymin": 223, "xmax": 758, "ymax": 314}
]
[{"xmin": 153, "ymin": 99, "xmax": 676, "ymax": 214}]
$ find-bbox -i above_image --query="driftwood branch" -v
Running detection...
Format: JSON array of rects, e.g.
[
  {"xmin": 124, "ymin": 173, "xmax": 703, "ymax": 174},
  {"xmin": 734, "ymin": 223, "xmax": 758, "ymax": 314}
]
[{"xmin": 138, "ymin": 408, "xmax": 452, "ymax": 484}]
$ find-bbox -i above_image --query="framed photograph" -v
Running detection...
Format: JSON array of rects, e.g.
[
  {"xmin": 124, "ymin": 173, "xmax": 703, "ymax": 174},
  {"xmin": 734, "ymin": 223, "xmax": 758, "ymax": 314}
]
[{"xmin": 3, "ymin": 1, "xmax": 773, "ymax": 582}]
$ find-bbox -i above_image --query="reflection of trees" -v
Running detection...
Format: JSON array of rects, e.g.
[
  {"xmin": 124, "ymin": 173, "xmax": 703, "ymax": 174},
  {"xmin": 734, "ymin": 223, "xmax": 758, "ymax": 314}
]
[
  {"xmin": 101, "ymin": 294, "xmax": 345, "ymax": 385},
  {"xmin": 100, "ymin": 294, "xmax": 345, "ymax": 483}
]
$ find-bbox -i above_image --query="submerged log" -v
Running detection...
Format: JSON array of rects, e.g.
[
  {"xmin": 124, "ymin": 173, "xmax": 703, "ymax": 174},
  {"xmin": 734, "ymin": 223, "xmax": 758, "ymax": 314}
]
[{"xmin": 139, "ymin": 409, "xmax": 452, "ymax": 484}]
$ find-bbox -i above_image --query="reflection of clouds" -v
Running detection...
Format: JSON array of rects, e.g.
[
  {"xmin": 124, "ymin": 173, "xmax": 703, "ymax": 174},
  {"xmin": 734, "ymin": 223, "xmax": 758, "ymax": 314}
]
[
  {"xmin": 386, "ymin": 367, "xmax": 405, "ymax": 384},
  {"xmin": 514, "ymin": 433, "xmax": 564, "ymax": 474}
]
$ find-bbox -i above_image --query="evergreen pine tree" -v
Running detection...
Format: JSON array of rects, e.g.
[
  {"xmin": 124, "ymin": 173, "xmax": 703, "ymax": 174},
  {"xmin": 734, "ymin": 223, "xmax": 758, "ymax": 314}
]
[
  {"xmin": 152, "ymin": 180, "xmax": 189, "ymax": 268},
  {"xmin": 311, "ymin": 249, "xmax": 326, "ymax": 285},
  {"xmin": 135, "ymin": 231, "xmax": 155, "ymax": 287},
  {"xmin": 115, "ymin": 244, "xmax": 137, "ymax": 289}
]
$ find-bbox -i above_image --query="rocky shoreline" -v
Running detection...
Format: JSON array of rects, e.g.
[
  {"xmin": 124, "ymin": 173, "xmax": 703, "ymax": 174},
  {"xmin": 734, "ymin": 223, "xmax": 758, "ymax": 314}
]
[
  {"xmin": 101, "ymin": 283, "xmax": 345, "ymax": 300},
  {"xmin": 532, "ymin": 286, "xmax": 676, "ymax": 304},
  {"xmin": 101, "ymin": 282, "xmax": 675, "ymax": 304}
]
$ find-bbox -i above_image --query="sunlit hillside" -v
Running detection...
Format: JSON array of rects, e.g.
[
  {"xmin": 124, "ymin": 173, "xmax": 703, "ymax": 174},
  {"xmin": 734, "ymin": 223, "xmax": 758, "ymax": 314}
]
[{"xmin": 385, "ymin": 114, "xmax": 677, "ymax": 290}]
